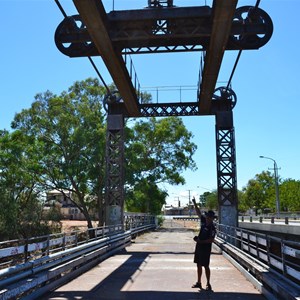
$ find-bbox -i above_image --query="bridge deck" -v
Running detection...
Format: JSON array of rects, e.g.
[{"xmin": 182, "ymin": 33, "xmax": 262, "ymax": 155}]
[{"xmin": 45, "ymin": 220, "xmax": 265, "ymax": 300}]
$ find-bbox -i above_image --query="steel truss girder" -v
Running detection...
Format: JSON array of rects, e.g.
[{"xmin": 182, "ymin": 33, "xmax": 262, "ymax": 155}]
[
  {"xmin": 139, "ymin": 100, "xmax": 233, "ymax": 117},
  {"xmin": 108, "ymin": 6, "xmax": 211, "ymax": 52},
  {"xmin": 105, "ymin": 114, "xmax": 125, "ymax": 226},
  {"xmin": 123, "ymin": 44, "xmax": 203, "ymax": 55},
  {"xmin": 55, "ymin": 6, "xmax": 273, "ymax": 57},
  {"xmin": 57, "ymin": 1, "xmax": 272, "ymax": 118},
  {"xmin": 140, "ymin": 102, "xmax": 199, "ymax": 117},
  {"xmin": 105, "ymin": 128, "xmax": 124, "ymax": 206},
  {"xmin": 215, "ymin": 112, "xmax": 238, "ymax": 208}
]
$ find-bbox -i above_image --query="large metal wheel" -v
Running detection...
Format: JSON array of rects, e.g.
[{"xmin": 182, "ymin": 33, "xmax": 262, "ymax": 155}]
[
  {"xmin": 55, "ymin": 15, "xmax": 96, "ymax": 57},
  {"xmin": 103, "ymin": 91, "xmax": 123, "ymax": 112},
  {"xmin": 232, "ymin": 6, "xmax": 273, "ymax": 48},
  {"xmin": 213, "ymin": 87, "xmax": 237, "ymax": 109}
]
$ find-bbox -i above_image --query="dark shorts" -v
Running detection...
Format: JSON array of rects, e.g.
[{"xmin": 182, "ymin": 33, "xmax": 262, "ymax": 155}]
[{"xmin": 193, "ymin": 243, "xmax": 212, "ymax": 267}]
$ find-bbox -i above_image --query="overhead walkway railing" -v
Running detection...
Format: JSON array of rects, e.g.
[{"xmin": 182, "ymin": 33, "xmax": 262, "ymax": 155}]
[
  {"xmin": 0, "ymin": 215, "xmax": 156, "ymax": 300},
  {"xmin": 216, "ymin": 224, "xmax": 300, "ymax": 300}
]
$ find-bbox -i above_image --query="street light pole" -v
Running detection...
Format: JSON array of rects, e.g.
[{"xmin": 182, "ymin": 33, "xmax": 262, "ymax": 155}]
[
  {"xmin": 188, "ymin": 189, "xmax": 191, "ymax": 216},
  {"xmin": 259, "ymin": 156, "xmax": 280, "ymax": 218}
]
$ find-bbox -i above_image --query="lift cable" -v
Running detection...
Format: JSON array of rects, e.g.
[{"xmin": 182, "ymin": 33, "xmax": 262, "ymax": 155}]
[
  {"xmin": 226, "ymin": 50, "xmax": 242, "ymax": 91},
  {"xmin": 54, "ymin": 0, "xmax": 67, "ymax": 18},
  {"xmin": 254, "ymin": 0, "xmax": 261, "ymax": 9},
  {"xmin": 87, "ymin": 57, "xmax": 111, "ymax": 93},
  {"xmin": 54, "ymin": 0, "xmax": 112, "ymax": 95}
]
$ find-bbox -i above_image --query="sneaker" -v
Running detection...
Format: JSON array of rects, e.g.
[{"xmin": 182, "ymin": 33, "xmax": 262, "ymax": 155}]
[{"xmin": 206, "ymin": 283, "xmax": 212, "ymax": 291}]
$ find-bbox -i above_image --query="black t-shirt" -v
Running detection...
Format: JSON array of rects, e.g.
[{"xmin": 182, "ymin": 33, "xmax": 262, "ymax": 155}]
[{"xmin": 198, "ymin": 216, "xmax": 216, "ymax": 241}]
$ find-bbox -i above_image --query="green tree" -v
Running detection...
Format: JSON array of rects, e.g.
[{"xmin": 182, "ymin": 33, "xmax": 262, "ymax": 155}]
[
  {"xmin": 126, "ymin": 117, "xmax": 197, "ymax": 185},
  {"xmin": 3, "ymin": 78, "xmax": 198, "ymax": 233},
  {"xmin": 205, "ymin": 190, "xmax": 218, "ymax": 210},
  {"xmin": 125, "ymin": 179, "xmax": 168, "ymax": 214},
  {"xmin": 11, "ymin": 78, "xmax": 107, "ymax": 229},
  {"xmin": 237, "ymin": 189, "xmax": 248, "ymax": 213},
  {"xmin": 280, "ymin": 179, "xmax": 300, "ymax": 211},
  {"xmin": 199, "ymin": 191, "xmax": 213, "ymax": 207},
  {"xmin": 125, "ymin": 117, "xmax": 197, "ymax": 213},
  {"xmin": 0, "ymin": 130, "xmax": 52, "ymax": 239},
  {"xmin": 242, "ymin": 171, "xmax": 275, "ymax": 214}
]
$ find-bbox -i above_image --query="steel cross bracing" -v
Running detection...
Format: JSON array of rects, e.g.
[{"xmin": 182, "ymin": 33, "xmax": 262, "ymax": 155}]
[
  {"xmin": 55, "ymin": 0, "xmax": 273, "ymax": 226},
  {"xmin": 215, "ymin": 111, "xmax": 238, "ymax": 226},
  {"xmin": 104, "ymin": 112, "xmax": 125, "ymax": 224}
]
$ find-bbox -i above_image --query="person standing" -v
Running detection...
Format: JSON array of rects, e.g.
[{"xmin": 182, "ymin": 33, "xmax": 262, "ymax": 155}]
[{"xmin": 191, "ymin": 197, "xmax": 216, "ymax": 291}]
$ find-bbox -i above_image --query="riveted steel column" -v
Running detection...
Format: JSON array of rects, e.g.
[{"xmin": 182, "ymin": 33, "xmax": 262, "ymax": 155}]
[
  {"xmin": 215, "ymin": 110, "xmax": 238, "ymax": 227},
  {"xmin": 105, "ymin": 107, "xmax": 125, "ymax": 226}
]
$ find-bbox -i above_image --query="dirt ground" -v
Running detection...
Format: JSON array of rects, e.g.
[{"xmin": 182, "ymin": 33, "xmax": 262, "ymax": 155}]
[
  {"xmin": 60, "ymin": 220, "xmax": 99, "ymax": 233},
  {"xmin": 60, "ymin": 218, "xmax": 199, "ymax": 233}
]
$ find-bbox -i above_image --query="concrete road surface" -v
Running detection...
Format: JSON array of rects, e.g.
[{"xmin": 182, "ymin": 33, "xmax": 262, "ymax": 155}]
[{"xmin": 45, "ymin": 220, "xmax": 265, "ymax": 300}]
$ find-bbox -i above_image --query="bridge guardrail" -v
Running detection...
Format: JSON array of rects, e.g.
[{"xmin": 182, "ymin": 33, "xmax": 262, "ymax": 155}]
[
  {"xmin": 239, "ymin": 215, "xmax": 300, "ymax": 224},
  {"xmin": 173, "ymin": 215, "xmax": 300, "ymax": 225},
  {"xmin": 0, "ymin": 224, "xmax": 123, "ymax": 268},
  {"xmin": 0, "ymin": 219, "xmax": 156, "ymax": 300},
  {"xmin": 216, "ymin": 224, "xmax": 300, "ymax": 300}
]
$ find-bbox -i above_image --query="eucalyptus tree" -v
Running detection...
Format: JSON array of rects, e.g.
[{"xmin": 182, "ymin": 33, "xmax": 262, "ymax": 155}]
[
  {"xmin": 11, "ymin": 78, "xmax": 107, "ymax": 229},
  {"xmin": 125, "ymin": 117, "xmax": 197, "ymax": 213},
  {"xmin": 0, "ymin": 130, "xmax": 48, "ymax": 239}
]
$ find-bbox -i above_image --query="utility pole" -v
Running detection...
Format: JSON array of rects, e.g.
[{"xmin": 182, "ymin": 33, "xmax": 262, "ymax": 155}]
[
  {"xmin": 259, "ymin": 156, "xmax": 281, "ymax": 218},
  {"xmin": 188, "ymin": 189, "xmax": 191, "ymax": 216}
]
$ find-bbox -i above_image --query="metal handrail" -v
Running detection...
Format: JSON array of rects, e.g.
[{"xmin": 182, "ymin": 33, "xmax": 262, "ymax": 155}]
[
  {"xmin": 217, "ymin": 224, "xmax": 300, "ymax": 285},
  {"xmin": 0, "ymin": 220, "xmax": 156, "ymax": 300},
  {"xmin": 0, "ymin": 214, "xmax": 156, "ymax": 269}
]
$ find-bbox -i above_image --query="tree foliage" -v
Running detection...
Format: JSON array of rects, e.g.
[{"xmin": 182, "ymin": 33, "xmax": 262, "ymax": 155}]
[
  {"xmin": 11, "ymin": 78, "xmax": 107, "ymax": 229},
  {"xmin": 0, "ymin": 130, "xmax": 53, "ymax": 239},
  {"xmin": 125, "ymin": 179, "xmax": 168, "ymax": 215},
  {"xmin": 204, "ymin": 190, "xmax": 218, "ymax": 210},
  {"xmin": 0, "ymin": 78, "xmax": 198, "ymax": 236},
  {"xmin": 241, "ymin": 171, "xmax": 275, "ymax": 213},
  {"xmin": 279, "ymin": 179, "xmax": 300, "ymax": 211},
  {"xmin": 240, "ymin": 171, "xmax": 300, "ymax": 214},
  {"xmin": 125, "ymin": 117, "xmax": 197, "ymax": 214},
  {"xmin": 126, "ymin": 117, "xmax": 197, "ymax": 186}
]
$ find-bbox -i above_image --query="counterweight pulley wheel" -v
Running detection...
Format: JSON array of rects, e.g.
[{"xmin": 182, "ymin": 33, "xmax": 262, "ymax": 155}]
[
  {"xmin": 213, "ymin": 87, "xmax": 237, "ymax": 109},
  {"xmin": 55, "ymin": 15, "xmax": 95, "ymax": 57},
  {"xmin": 103, "ymin": 91, "xmax": 123, "ymax": 112},
  {"xmin": 233, "ymin": 6, "xmax": 273, "ymax": 48}
]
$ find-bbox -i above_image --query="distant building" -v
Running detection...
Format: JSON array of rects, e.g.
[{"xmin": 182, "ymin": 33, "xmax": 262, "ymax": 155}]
[
  {"xmin": 162, "ymin": 204, "xmax": 196, "ymax": 216},
  {"xmin": 45, "ymin": 190, "xmax": 85, "ymax": 220}
]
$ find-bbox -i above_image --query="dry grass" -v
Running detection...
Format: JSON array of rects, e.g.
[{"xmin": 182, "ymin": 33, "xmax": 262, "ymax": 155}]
[
  {"xmin": 60, "ymin": 220, "xmax": 98, "ymax": 233},
  {"xmin": 60, "ymin": 219, "xmax": 199, "ymax": 233}
]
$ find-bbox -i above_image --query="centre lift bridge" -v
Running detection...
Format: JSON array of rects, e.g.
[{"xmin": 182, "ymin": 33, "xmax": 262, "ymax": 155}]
[{"xmin": 55, "ymin": 0, "xmax": 273, "ymax": 227}]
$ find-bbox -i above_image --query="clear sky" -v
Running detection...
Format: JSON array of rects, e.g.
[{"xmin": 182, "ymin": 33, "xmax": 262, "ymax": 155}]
[{"xmin": 1, "ymin": 0, "xmax": 299, "ymax": 206}]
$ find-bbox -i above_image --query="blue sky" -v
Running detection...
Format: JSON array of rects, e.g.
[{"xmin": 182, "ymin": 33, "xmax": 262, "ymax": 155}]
[{"xmin": 1, "ymin": 0, "xmax": 299, "ymax": 206}]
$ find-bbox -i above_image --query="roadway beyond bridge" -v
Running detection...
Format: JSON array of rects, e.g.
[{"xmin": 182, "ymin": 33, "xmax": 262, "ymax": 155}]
[{"xmin": 45, "ymin": 220, "xmax": 264, "ymax": 300}]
